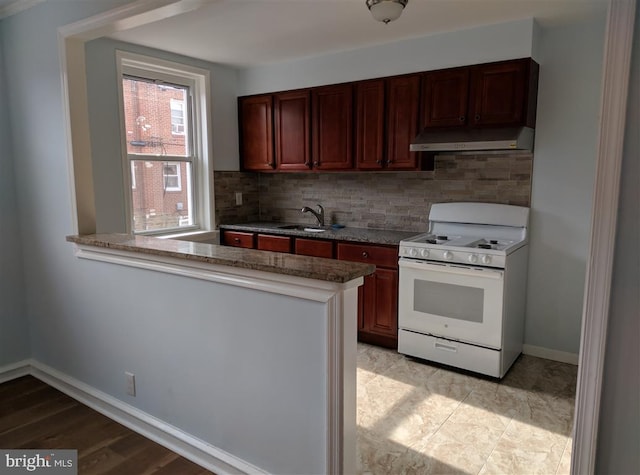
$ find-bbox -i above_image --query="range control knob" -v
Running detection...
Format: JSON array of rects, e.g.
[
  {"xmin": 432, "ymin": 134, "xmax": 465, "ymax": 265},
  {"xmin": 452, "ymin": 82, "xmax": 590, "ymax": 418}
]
[
  {"xmin": 420, "ymin": 248, "xmax": 430, "ymax": 258},
  {"xmin": 408, "ymin": 247, "xmax": 418, "ymax": 257},
  {"xmin": 468, "ymin": 254, "xmax": 479, "ymax": 264},
  {"xmin": 443, "ymin": 251, "xmax": 454, "ymax": 260},
  {"xmin": 482, "ymin": 255, "xmax": 492, "ymax": 265}
]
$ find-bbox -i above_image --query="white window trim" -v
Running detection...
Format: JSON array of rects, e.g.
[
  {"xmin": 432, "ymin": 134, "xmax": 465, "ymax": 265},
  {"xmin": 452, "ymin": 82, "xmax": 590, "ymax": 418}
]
[{"xmin": 115, "ymin": 50, "xmax": 213, "ymax": 236}]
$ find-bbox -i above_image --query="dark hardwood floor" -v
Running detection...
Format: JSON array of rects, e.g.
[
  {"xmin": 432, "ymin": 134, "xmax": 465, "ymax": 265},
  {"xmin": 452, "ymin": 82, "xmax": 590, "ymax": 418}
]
[{"xmin": 0, "ymin": 376, "xmax": 213, "ymax": 474}]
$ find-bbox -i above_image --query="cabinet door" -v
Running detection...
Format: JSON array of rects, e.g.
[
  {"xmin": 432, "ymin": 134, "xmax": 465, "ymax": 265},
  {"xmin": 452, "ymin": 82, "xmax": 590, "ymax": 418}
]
[
  {"xmin": 355, "ymin": 79, "xmax": 385, "ymax": 170},
  {"xmin": 295, "ymin": 238, "xmax": 334, "ymax": 258},
  {"xmin": 239, "ymin": 95, "xmax": 274, "ymax": 171},
  {"xmin": 336, "ymin": 242, "xmax": 398, "ymax": 267},
  {"xmin": 257, "ymin": 234, "xmax": 292, "ymax": 253},
  {"xmin": 469, "ymin": 59, "xmax": 528, "ymax": 126},
  {"xmin": 421, "ymin": 68, "xmax": 470, "ymax": 128},
  {"xmin": 222, "ymin": 231, "xmax": 255, "ymax": 248},
  {"xmin": 337, "ymin": 242, "xmax": 399, "ymax": 349},
  {"xmin": 361, "ymin": 268, "xmax": 398, "ymax": 344},
  {"xmin": 312, "ymin": 84, "xmax": 353, "ymax": 170},
  {"xmin": 274, "ymin": 90, "xmax": 311, "ymax": 171},
  {"xmin": 386, "ymin": 75, "xmax": 420, "ymax": 170}
]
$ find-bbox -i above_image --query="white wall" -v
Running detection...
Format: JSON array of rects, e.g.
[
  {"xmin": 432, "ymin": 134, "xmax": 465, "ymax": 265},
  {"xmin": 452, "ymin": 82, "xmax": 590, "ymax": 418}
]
[
  {"xmin": 596, "ymin": 5, "xmax": 640, "ymax": 473},
  {"xmin": 525, "ymin": 13, "xmax": 607, "ymax": 355},
  {"xmin": 85, "ymin": 38, "xmax": 240, "ymax": 232},
  {"xmin": 0, "ymin": 21, "xmax": 29, "ymax": 366},
  {"xmin": 237, "ymin": 14, "xmax": 607, "ymax": 356},
  {"xmin": 2, "ymin": 3, "xmax": 134, "ymax": 376},
  {"xmin": 1, "ymin": 2, "xmax": 344, "ymax": 472},
  {"xmin": 238, "ymin": 18, "xmax": 536, "ymax": 95},
  {"xmin": 37, "ymin": 255, "xmax": 334, "ymax": 474}
]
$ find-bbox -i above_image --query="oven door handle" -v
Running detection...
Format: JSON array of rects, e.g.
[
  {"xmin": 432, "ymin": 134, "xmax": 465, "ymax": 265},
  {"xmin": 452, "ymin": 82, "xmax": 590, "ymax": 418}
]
[{"xmin": 398, "ymin": 258, "xmax": 504, "ymax": 279}]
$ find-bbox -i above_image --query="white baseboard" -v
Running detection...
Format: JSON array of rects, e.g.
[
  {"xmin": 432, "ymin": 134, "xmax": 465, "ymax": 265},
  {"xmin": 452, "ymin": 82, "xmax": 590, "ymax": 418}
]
[
  {"xmin": 0, "ymin": 361, "xmax": 267, "ymax": 475},
  {"xmin": 522, "ymin": 344, "xmax": 579, "ymax": 365},
  {"xmin": 0, "ymin": 359, "xmax": 31, "ymax": 384}
]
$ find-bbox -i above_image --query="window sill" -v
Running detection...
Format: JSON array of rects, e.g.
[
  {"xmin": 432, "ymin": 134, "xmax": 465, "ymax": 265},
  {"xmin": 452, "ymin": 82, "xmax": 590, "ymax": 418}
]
[{"xmin": 158, "ymin": 229, "xmax": 219, "ymax": 244}]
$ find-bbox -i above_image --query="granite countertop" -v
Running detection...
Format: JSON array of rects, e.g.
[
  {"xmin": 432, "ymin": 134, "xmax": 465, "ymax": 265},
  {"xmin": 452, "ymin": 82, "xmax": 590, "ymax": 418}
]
[
  {"xmin": 219, "ymin": 222, "xmax": 421, "ymax": 246},
  {"xmin": 67, "ymin": 234, "xmax": 375, "ymax": 284}
]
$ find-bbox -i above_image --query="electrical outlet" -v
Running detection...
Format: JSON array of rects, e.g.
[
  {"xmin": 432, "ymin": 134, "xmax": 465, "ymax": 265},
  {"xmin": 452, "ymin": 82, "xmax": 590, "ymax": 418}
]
[
  {"xmin": 235, "ymin": 192, "xmax": 243, "ymax": 206},
  {"xmin": 125, "ymin": 372, "xmax": 136, "ymax": 396}
]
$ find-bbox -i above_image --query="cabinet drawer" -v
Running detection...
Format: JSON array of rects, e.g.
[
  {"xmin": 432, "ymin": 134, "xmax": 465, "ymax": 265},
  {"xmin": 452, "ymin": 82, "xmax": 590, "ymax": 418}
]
[
  {"xmin": 295, "ymin": 238, "xmax": 334, "ymax": 258},
  {"xmin": 337, "ymin": 243, "xmax": 398, "ymax": 268},
  {"xmin": 222, "ymin": 231, "xmax": 255, "ymax": 248},
  {"xmin": 257, "ymin": 234, "xmax": 292, "ymax": 252}
]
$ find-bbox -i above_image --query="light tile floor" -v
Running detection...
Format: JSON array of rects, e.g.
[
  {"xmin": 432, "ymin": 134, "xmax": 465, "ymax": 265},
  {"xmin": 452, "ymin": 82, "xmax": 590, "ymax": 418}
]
[{"xmin": 357, "ymin": 343, "xmax": 577, "ymax": 475}]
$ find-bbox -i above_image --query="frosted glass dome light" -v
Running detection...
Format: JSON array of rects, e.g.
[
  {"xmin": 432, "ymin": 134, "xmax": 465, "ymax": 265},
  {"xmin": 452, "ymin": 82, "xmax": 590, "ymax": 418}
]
[{"xmin": 366, "ymin": 0, "xmax": 408, "ymax": 24}]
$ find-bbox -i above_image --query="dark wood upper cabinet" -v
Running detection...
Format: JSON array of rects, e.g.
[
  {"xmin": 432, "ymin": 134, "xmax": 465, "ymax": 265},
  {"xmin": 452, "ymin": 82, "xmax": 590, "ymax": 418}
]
[
  {"xmin": 312, "ymin": 84, "xmax": 353, "ymax": 170},
  {"xmin": 355, "ymin": 79, "xmax": 386, "ymax": 170},
  {"xmin": 239, "ymin": 95, "xmax": 274, "ymax": 171},
  {"xmin": 386, "ymin": 75, "xmax": 420, "ymax": 170},
  {"xmin": 421, "ymin": 68, "xmax": 470, "ymax": 128},
  {"xmin": 239, "ymin": 58, "xmax": 538, "ymax": 173},
  {"xmin": 274, "ymin": 90, "xmax": 311, "ymax": 171},
  {"xmin": 469, "ymin": 58, "xmax": 538, "ymax": 127},
  {"xmin": 422, "ymin": 58, "xmax": 539, "ymax": 129}
]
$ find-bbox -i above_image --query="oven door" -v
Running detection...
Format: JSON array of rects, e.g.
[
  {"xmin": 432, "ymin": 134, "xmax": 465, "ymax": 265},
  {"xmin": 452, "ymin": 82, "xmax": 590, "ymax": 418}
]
[{"xmin": 398, "ymin": 258, "xmax": 504, "ymax": 349}]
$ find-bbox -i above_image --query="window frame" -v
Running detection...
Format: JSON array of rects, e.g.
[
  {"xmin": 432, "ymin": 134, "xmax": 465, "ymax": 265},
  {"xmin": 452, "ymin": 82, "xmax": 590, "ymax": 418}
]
[{"xmin": 116, "ymin": 51, "xmax": 213, "ymax": 236}]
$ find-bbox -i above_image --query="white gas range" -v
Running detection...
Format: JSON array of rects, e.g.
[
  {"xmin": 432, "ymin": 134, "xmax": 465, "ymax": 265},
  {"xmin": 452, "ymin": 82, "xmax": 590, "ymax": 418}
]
[{"xmin": 398, "ymin": 202, "xmax": 530, "ymax": 378}]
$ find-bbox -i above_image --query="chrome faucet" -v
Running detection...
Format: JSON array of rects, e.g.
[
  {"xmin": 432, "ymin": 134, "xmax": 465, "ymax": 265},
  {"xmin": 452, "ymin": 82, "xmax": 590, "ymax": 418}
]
[{"xmin": 301, "ymin": 204, "xmax": 325, "ymax": 227}]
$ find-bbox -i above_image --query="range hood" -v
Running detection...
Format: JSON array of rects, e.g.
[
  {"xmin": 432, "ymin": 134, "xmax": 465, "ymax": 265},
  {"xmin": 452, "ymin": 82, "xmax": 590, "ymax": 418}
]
[{"xmin": 410, "ymin": 126, "xmax": 534, "ymax": 153}]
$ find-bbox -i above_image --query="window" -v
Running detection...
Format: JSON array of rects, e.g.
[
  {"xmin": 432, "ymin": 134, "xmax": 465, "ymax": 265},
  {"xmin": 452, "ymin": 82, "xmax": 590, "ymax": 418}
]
[
  {"xmin": 170, "ymin": 99, "xmax": 185, "ymax": 135},
  {"xmin": 163, "ymin": 162, "xmax": 182, "ymax": 191},
  {"xmin": 117, "ymin": 52, "xmax": 212, "ymax": 235}
]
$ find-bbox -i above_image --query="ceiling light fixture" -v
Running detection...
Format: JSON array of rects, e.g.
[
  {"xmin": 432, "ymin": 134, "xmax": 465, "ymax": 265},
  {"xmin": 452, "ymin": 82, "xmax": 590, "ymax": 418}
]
[{"xmin": 366, "ymin": 0, "xmax": 408, "ymax": 24}]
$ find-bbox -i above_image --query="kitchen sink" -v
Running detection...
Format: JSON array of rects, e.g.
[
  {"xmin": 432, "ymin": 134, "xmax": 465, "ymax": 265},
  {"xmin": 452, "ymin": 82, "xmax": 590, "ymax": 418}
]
[
  {"xmin": 277, "ymin": 224, "xmax": 305, "ymax": 230},
  {"xmin": 277, "ymin": 224, "xmax": 326, "ymax": 233}
]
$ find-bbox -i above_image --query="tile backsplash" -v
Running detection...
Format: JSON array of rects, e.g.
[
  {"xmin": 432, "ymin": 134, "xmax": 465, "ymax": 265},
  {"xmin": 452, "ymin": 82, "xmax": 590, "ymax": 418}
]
[
  {"xmin": 215, "ymin": 153, "xmax": 533, "ymax": 232},
  {"xmin": 214, "ymin": 171, "xmax": 260, "ymax": 226}
]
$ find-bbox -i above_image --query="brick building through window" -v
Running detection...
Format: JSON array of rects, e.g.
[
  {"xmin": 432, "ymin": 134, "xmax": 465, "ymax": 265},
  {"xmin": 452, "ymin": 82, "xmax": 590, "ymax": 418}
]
[{"xmin": 123, "ymin": 77, "xmax": 193, "ymax": 232}]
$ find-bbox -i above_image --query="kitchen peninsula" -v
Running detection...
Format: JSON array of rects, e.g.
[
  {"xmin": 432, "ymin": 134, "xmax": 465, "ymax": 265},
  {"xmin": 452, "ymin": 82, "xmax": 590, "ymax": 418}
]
[{"xmin": 66, "ymin": 233, "xmax": 373, "ymax": 474}]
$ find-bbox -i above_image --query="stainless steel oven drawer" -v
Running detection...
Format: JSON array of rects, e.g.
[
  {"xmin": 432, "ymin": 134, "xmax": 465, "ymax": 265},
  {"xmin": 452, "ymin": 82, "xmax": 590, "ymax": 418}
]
[{"xmin": 398, "ymin": 329, "xmax": 505, "ymax": 378}]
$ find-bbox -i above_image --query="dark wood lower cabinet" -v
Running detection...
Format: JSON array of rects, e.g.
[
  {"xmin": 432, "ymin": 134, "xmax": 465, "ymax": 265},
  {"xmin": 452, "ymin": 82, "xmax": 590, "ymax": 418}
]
[
  {"xmin": 220, "ymin": 230, "xmax": 399, "ymax": 349},
  {"xmin": 295, "ymin": 238, "xmax": 334, "ymax": 258},
  {"xmin": 221, "ymin": 231, "xmax": 254, "ymax": 248},
  {"xmin": 359, "ymin": 268, "xmax": 399, "ymax": 348},
  {"xmin": 337, "ymin": 242, "xmax": 399, "ymax": 349},
  {"xmin": 257, "ymin": 234, "xmax": 292, "ymax": 252}
]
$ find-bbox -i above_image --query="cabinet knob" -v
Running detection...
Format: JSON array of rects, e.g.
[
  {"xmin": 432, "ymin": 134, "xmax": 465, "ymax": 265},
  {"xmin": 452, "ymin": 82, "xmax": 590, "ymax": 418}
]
[
  {"xmin": 234, "ymin": 238, "xmax": 240, "ymax": 243},
  {"xmin": 376, "ymin": 159, "xmax": 382, "ymax": 165},
  {"xmin": 313, "ymin": 161, "xmax": 320, "ymax": 167},
  {"xmin": 475, "ymin": 114, "xmax": 481, "ymax": 122},
  {"xmin": 362, "ymin": 251, "xmax": 369, "ymax": 258},
  {"xmin": 459, "ymin": 116, "xmax": 465, "ymax": 122}
]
